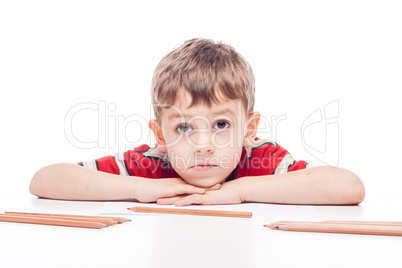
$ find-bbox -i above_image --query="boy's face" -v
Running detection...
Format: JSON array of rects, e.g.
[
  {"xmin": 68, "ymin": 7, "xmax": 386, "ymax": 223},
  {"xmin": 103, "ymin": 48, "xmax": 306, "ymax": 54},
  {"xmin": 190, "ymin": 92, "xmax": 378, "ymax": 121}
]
[{"xmin": 150, "ymin": 89, "xmax": 259, "ymax": 188}]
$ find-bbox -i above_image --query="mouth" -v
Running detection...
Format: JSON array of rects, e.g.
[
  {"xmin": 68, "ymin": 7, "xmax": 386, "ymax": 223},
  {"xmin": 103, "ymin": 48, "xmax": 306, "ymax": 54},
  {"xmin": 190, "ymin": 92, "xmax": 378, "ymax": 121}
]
[
  {"xmin": 191, "ymin": 163, "xmax": 218, "ymax": 167},
  {"xmin": 191, "ymin": 164, "xmax": 218, "ymax": 171}
]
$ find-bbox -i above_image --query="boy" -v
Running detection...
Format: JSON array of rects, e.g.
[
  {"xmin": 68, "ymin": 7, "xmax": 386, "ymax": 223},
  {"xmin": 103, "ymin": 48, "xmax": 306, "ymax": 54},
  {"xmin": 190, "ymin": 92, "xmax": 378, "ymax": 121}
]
[{"xmin": 30, "ymin": 38, "xmax": 365, "ymax": 206}]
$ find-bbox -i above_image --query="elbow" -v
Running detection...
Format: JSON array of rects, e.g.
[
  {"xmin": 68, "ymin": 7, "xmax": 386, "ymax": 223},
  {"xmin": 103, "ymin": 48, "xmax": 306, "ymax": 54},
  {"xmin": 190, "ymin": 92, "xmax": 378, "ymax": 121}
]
[
  {"xmin": 344, "ymin": 170, "xmax": 365, "ymax": 205},
  {"xmin": 29, "ymin": 168, "xmax": 44, "ymax": 197},
  {"xmin": 319, "ymin": 166, "xmax": 365, "ymax": 205},
  {"xmin": 30, "ymin": 165, "xmax": 54, "ymax": 198}
]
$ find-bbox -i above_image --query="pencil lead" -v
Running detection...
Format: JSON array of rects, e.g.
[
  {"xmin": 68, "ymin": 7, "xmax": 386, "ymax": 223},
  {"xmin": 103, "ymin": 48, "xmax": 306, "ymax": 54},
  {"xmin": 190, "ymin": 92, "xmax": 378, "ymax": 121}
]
[
  {"xmin": 106, "ymin": 225, "xmax": 109, "ymax": 227},
  {"xmin": 127, "ymin": 208, "xmax": 131, "ymax": 210},
  {"xmin": 128, "ymin": 219, "xmax": 132, "ymax": 222}
]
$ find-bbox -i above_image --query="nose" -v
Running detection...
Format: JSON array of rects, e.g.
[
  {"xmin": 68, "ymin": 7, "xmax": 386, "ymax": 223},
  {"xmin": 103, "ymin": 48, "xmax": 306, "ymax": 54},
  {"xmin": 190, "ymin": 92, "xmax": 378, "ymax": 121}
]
[{"xmin": 191, "ymin": 130, "xmax": 215, "ymax": 154}]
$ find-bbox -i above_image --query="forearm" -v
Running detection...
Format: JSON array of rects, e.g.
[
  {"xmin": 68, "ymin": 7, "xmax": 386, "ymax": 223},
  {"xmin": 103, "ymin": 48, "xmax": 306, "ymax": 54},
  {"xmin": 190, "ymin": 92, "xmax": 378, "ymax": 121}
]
[
  {"xmin": 239, "ymin": 166, "xmax": 365, "ymax": 205},
  {"xmin": 30, "ymin": 163, "xmax": 139, "ymax": 201}
]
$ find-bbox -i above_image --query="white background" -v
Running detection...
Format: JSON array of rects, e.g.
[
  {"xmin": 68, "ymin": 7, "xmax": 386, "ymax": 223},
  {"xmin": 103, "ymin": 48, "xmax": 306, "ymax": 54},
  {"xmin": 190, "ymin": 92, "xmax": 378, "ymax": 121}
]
[{"xmin": 0, "ymin": 0, "xmax": 401, "ymax": 203}]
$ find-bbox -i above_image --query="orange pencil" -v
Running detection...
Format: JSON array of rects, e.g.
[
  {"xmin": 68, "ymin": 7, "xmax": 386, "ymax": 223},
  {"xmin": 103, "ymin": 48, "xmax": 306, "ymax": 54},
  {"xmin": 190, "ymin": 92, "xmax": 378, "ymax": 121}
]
[
  {"xmin": 265, "ymin": 221, "xmax": 402, "ymax": 236},
  {"xmin": 323, "ymin": 220, "xmax": 402, "ymax": 226},
  {"xmin": 0, "ymin": 214, "xmax": 107, "ymax": 229},
  {"xmin": 268, "ymin": 220, "xmax": 402, "ymax": 227},
  {"xmin": 1, "ymin": 214, "xmax": 118, "ymax": 226},
  {"xmin": 128, "ymin": 206, "xmax": 252, "ymax": 218},
  {"xmin": 5, "ymin": 211, "xmax": 130, "ymax": 223}
]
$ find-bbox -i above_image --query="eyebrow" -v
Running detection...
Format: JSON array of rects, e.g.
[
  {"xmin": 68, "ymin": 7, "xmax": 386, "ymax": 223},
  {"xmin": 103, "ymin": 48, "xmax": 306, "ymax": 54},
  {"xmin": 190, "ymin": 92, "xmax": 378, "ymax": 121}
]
[{"xmin": 167, "ymin": 108, "xmax": 235, "ymax": 120}]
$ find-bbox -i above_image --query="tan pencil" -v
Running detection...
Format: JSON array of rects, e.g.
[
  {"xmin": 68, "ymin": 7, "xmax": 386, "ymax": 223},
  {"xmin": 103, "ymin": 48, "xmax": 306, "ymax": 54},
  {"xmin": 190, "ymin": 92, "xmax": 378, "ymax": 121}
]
[
  {"xmin": 1, "ymin": 214, "xmax": 118, "ymax": 226},
  {"xmin": 323, "ymin": 220, "xmax": 402, "ymax": 226},
  {"xmin": 265, "ymin": 221, "xmax": 402, "ymax": 236},
  {"xmin": 5, "ymin": 211, "xmax": 130, "ymax": 223},
  {"xmin": 128, "ymin": 207, "xmax": 252, "ymax": 218},
  {"xmin": 0, "ymin": 214, "xmax": 107, "ymax": 229},
  {"xmin": 269, "ymin": 220, "xmax": 402, "ymax": 227}
]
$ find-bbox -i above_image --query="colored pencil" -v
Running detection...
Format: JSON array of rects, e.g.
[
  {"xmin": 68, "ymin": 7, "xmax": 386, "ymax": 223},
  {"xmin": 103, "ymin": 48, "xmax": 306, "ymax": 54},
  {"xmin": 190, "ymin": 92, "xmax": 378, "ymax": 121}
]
[
  {"xmin": 265, "ymin": 221, "xmax": 402, "ymax": 236},
  {"xmin": 267, "ymin": 220, "xmax": 402, "ymax": 227},
  {"xmin": 128, "ymin": 206, "xmax": 252, "ymax": 218},
  {"xmin": 1, "ymin": 214, "xmax": 118, "ymax": 225},
  {"xmin": 0, "ymin": 214, "xmax": 107, "ymax": 229},
  {"xmin": 323, "ymin": 220, "xmax": 402, "ymax": 226},
  {"xmin": 5, "ymin": 211, "xmax": 130, "ymax": 223}
]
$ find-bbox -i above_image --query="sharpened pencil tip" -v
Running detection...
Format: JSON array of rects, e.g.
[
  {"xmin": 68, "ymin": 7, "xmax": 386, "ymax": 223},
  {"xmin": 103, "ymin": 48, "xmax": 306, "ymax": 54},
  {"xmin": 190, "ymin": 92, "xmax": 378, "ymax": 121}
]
[
  {"xmin": 127, "ymin": 208, "xmax": 130, "ymax": 210},
  {"xmin": 106, "ymin": 225, "xmax": 109, "ymax": 227},
  {"xmin": 264, "ymin": 223, "xmax": 277, "ymax": 229},
  {"xmin": 128, "ymin": 219, "xmax": 132, "ymax": 222}
]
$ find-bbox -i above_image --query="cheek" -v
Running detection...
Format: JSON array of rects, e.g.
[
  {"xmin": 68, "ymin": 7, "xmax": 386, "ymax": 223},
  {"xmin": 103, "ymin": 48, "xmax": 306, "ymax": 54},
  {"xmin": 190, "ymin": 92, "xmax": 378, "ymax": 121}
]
[
  {"xmin": 166, "ymin": 138, "xmax": 193, "ymax": 169},
  {"xmin": 162, "ymin": 131, "xmax": 180, "ymax": 147},
  {"xmin": 210, "ymin": 132, "xmax": 228, "ymax": 148},
  {"xmin": 211, "ymin": 126, "xmax": 244, "ymax": 149},
  {"xmin": 212, "ymin": 145, "xmax": 243, "ymax": 171},
  {"xmin": 164, "ymin": 132, "xmax": 196, "ymax": 153},
  {"xmin": 228, "ymin": 147, "xmax": 243, "ymax": 169}
]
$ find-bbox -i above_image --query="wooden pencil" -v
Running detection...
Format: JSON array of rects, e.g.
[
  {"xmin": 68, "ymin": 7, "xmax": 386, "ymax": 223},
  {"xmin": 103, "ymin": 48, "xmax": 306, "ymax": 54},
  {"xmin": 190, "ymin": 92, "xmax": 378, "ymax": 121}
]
[
  {"xmin": 5, "ymin": 211, "xmax": 130, "ymax": 223},
  {"xmin": 0, "ymin": 214, "xmax": 107, "ymax": 229},
  {"xmin": 128, "ymin": 206, "xmax": 252, "ymax": 218},
  {"xmin": 268, "ymin": 220, "xmax": 402, "ymax": 227},
  {"xmin": 265, "ymin": 221, "xmax": 402, "ymax": 236},
  {"xmin": 1, "ymin": 214, "xmax": 118, "ymax": 226},
  {"xmin": 323, "ymin": 220, "xmax": 402, "ymax": 226}
]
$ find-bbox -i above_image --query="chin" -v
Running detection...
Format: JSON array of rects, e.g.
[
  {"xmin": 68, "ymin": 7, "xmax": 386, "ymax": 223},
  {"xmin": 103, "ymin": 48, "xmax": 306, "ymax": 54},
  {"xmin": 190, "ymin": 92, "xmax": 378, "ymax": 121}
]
[{"xmin": 184, "ymin": 178, "xmax": 220, "ymax": 188}]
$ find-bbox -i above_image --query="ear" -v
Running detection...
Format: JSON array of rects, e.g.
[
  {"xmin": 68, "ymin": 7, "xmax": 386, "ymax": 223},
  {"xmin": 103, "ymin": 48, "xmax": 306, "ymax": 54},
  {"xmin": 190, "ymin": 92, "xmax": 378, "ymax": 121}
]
[
  {"xmin": 243, "ymin": 112, "xmax": 261, "ymax": 147},
  {"xmin": 148, "ymin": 119, "xmax": 168, "ymax": 152}
]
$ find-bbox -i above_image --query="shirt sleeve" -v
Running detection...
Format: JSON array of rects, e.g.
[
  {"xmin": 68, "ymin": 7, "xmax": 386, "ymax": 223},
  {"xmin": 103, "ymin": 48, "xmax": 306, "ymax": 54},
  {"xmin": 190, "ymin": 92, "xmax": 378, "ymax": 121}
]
[
  {"xmin": 251, "ymin": 139, "xmax": 310, "ymax": 176},
  {"xmin": 272, "ymin": 149, "xmax": 311, "ymax": 175},
  {"xmin": 78, "ymin": 152, "xmax": 131, "ymax": 176},
  {"xmin": 77, "ymin": 144, "xmax": 173, "ymax": 178}
]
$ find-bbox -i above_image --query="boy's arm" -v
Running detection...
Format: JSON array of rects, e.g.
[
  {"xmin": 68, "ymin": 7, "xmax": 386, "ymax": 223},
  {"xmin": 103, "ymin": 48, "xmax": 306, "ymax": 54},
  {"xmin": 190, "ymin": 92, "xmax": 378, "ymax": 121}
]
[
  {"xmin": 239, "ymin": 166, "xmax": 365, "ymax": 205},
  {"xmin": 29, "ymin": 163, "xmax": 209, "ymax": 202},
  {"xmin": 157, "ymin": 166, "xmax": 365, "ymax": 206}
]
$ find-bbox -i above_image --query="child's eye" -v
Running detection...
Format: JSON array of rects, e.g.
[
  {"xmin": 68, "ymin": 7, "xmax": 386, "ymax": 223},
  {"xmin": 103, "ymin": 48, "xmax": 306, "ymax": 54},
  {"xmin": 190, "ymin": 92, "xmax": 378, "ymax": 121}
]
[
  {"xmin": 213, "ymin": 120, "xmax": 230, "ymax": 130},
  {"xmin": 176, "ymin": 124, "xmax": 194, "ymax": 134}
]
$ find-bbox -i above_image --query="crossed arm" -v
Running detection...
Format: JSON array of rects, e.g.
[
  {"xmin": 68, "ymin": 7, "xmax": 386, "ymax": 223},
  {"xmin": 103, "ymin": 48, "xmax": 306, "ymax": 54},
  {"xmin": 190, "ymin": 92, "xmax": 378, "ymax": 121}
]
[
  {"xmin": 30, "ymin": 164, "xmax": 365, "ymax": 206},
  {"xmin": 158, "ymin": 166, "xmax": 365, "ymax": 206}
]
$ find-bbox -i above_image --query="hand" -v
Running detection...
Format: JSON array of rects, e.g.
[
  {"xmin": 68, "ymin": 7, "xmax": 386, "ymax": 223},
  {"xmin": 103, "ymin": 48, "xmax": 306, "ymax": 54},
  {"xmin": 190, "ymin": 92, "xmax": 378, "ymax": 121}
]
[
  {"xmin": 156, "ymin": 180, "xmax": 244, "ymax": 206},
  {"xmin": 133, "ymin": 177, "xmax": 221, "ymax": 203}
]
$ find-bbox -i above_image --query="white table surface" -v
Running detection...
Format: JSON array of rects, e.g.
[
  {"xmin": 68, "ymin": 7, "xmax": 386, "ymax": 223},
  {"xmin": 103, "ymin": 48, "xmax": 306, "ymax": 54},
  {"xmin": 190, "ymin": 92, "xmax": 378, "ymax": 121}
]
[{"xmin": 1, "ymin": 194, "xmax": 402, "ymax": 268}]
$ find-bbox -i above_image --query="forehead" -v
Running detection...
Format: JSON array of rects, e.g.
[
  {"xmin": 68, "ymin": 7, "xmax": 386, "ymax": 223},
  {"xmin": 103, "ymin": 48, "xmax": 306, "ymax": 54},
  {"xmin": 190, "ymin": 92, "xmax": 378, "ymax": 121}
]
[{"xmin": 162, "ymin": 89, "xmax": 244, "ymax": 120}]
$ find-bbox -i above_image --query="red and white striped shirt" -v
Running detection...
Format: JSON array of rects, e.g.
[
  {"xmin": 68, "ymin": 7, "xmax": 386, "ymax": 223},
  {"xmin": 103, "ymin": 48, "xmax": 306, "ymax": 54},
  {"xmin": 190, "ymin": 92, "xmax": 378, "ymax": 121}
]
[{"xmin": 79, "ymin": 137, "xmax": 309, "ymax": 181}]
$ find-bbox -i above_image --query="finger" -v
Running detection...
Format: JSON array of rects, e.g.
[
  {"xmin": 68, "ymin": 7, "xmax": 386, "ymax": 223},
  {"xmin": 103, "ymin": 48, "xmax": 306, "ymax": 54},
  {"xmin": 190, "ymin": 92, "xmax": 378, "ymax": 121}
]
[
  {"xmin": 204, "ymin": 183, "xmax": 221, "ymax": 191},
  {"xmin": 157, "ymin": 196, "xmax": 184, "ymax": 205},
  {"xmin": 175, "ymin": 185, "xmax": 205, "ymax": 195},
  {"xmin": 174, "ymin": 194, "xmax": 206, "ymax": 207}
]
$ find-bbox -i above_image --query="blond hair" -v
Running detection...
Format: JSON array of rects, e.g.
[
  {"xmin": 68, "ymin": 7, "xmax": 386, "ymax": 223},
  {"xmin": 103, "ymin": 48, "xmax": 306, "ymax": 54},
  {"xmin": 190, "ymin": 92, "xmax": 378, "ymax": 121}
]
[{"xmin": 151, "ymin": 38, "xmax": 255, "ymax": 123}]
